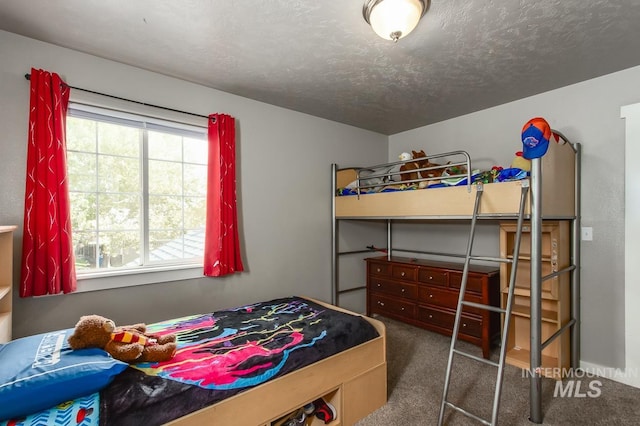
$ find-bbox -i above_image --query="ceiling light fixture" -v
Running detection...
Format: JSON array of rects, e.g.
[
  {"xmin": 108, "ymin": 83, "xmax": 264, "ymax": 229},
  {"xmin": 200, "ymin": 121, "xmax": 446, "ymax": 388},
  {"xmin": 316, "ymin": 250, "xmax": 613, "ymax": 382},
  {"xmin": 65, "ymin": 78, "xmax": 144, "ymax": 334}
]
[{"xmin": 363, "ymin": 0, "xmax": 429, "ymax": 42}]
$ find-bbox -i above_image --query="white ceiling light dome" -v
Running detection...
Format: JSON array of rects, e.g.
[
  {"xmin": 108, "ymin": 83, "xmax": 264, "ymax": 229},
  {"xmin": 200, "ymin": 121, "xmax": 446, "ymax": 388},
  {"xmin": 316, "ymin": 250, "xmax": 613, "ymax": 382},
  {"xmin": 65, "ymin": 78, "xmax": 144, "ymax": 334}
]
[{"xmin": 363, "ymin": 0, "xmax": 429, "ymax": 42}]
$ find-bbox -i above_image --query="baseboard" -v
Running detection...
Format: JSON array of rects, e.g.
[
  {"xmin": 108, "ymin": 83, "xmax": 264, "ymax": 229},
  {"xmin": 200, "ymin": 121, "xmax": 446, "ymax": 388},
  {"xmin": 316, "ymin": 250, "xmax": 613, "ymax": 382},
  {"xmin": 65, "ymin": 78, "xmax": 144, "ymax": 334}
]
[{"xmin": 579, "ymin": 360, "xmax": 640, "ymax": 389}]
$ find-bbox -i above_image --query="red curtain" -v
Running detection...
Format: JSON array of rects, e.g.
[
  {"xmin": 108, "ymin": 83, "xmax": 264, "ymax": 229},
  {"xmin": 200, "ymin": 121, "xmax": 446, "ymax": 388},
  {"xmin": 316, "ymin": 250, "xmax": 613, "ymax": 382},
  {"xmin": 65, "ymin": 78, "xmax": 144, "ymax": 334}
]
[
  {"xmin": 204, "ymin": 113, "xmax": 244, "ymax": 276},
  {"xmin": 20, "ymin": 68, "xmax": 77, "ymax": 297}
]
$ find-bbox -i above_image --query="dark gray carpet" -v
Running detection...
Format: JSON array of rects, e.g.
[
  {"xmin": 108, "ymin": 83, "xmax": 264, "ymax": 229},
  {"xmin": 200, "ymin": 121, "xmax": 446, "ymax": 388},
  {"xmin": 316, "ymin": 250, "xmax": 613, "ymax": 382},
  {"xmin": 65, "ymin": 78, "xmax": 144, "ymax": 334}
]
[{"xmin": 356, "ymin": 316, "xmax": 640, "ymax": 425}]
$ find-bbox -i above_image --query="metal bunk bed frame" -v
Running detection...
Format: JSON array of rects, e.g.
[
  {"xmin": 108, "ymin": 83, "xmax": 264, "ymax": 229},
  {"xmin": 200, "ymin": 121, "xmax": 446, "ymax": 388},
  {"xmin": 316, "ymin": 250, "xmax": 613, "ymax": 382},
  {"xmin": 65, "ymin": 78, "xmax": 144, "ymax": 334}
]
[{"xmin": 330, "ymin": 138, "xmax": 581, "ymax": 424}]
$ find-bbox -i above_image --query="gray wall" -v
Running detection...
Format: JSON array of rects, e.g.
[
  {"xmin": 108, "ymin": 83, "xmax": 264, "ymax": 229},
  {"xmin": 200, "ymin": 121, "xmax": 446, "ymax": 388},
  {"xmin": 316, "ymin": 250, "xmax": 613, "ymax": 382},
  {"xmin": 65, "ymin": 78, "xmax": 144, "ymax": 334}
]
[
  {"xmin": 389, "ymin": 65, "xmax": 640, "ymax": 370},
  {"xmin": 0, "ymin": 30, "xmax": 387, "ymax": 337}
]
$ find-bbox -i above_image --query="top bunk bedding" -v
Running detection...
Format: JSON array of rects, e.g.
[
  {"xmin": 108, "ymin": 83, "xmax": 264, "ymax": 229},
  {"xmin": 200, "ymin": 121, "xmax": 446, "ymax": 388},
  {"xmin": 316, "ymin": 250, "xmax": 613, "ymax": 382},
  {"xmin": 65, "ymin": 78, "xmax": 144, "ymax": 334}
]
[{"xmin": 334, "ymin": 135, "xmax": 576, "ymax": 219}]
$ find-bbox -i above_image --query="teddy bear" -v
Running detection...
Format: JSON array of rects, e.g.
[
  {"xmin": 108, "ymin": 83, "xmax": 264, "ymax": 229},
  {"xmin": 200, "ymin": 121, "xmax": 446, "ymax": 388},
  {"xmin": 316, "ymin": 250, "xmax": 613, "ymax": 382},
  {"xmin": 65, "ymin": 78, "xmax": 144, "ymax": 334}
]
[
  {"xmin": 399, "ymin": 150, "xmax": 450, "ymax": 186},
  {"xmin": 67, "ymin": 314, "xmax": 177, "ymax": 363},
  {"xmin": 399, "ymin": 150, "xmax": 426, "ymax": 182}
]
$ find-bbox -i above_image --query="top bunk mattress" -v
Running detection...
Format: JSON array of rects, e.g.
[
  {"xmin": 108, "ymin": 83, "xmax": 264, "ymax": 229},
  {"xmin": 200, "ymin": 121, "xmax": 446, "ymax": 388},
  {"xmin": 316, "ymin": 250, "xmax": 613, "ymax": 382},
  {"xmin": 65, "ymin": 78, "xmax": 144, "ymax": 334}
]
[{"xmin": 334, "ymin": 136, "xmax": 576, "ymax": 219}]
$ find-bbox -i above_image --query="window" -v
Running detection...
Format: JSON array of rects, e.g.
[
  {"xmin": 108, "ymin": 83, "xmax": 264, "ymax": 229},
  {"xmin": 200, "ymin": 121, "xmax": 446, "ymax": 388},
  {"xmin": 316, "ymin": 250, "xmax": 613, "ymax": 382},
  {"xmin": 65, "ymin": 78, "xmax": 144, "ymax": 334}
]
[{"xmin": 66, "ymin": 104, "xmax": 208, "ymax": 279}]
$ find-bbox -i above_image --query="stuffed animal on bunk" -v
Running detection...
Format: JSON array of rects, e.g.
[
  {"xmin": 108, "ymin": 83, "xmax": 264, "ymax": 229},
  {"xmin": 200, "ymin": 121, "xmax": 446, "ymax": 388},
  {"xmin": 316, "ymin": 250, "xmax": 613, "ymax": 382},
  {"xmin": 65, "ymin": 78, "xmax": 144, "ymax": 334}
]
[
  {"xmin": 398, "ymin": 151, "xmax": 412, "ymax": 164},
  {"xmin": 403, "ymin": 149, "xmax": 459, "ymax": 188},
  {"xmin": 398, "ymin": 150, "xmax": 443, "ymax": 184},
  {"xmin": 511, "ymin": 151, "xmax": 531, "ymax": 171},
  {"xmin": 398, "ymin": 150, "xmax": 422, "ymax": 182}
]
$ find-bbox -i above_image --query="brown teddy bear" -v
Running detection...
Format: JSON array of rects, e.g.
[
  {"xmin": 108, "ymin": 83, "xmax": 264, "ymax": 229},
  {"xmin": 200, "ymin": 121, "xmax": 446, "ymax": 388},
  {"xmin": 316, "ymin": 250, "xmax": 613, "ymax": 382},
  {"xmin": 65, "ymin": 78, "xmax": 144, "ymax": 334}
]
[
  {"xmin": 68, "ymin": 314, "xmax": 177, "ymax": 363},
  {"xmin": 399, "ymin": 150, "xmax": 423, "ymax": 182},
  {"xmin": 399, "ymin": 150, "xmax": 447, "ymax": 184}
]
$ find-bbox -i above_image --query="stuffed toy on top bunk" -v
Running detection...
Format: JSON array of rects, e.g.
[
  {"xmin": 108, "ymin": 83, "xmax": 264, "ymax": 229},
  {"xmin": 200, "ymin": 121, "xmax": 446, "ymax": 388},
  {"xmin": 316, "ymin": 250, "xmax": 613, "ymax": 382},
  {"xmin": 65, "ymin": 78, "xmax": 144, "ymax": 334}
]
[{"xmin": 398, "ymin": 150, "xmax": 460, "ymax": 187}]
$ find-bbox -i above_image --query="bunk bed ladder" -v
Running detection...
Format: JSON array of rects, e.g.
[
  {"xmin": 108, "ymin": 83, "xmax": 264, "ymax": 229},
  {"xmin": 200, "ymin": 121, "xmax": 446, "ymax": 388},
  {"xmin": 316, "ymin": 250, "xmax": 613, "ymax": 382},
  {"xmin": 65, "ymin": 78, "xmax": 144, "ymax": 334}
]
[{"xmin": 438, "ymin": 181, "xmax": 529, "ymax": 426}]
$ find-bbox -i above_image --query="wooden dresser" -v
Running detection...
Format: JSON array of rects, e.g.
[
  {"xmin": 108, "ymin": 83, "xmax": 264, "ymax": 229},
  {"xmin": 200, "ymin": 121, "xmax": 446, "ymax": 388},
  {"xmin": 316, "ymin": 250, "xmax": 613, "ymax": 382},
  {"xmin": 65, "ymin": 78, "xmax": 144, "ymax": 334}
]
[{"xmin": 365, "ymin": 256, "xmax": 500, "ymax": 359}]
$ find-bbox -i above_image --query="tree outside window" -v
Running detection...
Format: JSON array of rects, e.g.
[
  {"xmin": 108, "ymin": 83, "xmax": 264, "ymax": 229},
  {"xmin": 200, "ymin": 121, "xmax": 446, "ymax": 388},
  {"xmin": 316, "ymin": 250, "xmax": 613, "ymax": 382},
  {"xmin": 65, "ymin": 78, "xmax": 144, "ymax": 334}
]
[{"xmin": 66, "ymin": 106, "xmax": 207, "ymax": 273}]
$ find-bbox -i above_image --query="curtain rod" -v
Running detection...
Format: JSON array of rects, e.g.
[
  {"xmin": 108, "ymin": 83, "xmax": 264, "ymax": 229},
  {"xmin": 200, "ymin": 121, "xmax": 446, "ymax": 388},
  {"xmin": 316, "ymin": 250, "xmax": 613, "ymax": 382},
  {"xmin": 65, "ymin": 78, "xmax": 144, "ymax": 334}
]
[{"xmin": 24, "ymin": 73, "xmax": 211, "ymax": 121}]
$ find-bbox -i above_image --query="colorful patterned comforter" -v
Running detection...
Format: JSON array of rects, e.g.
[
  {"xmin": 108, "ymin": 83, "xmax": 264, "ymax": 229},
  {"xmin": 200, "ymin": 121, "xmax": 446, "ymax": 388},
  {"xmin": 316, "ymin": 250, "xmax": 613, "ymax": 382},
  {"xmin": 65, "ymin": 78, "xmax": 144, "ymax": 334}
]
[{"xmin": 3, "ymin": 296, "xmax": 379, "ymax": 426}]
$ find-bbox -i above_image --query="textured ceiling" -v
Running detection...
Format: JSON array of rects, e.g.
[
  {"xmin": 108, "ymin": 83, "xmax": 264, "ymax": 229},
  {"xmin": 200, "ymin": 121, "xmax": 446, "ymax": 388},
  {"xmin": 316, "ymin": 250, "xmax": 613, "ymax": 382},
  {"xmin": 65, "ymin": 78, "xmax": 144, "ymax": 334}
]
[{"xmin": 1, "ymin": 0, "xmax": 639, "ymax": 135}]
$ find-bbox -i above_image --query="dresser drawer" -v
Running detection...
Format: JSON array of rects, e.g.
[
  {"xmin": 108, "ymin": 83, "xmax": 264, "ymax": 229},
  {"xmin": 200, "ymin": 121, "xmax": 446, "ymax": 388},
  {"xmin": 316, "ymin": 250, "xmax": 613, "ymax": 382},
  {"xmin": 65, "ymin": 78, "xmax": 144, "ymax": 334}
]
[
  {"xmin": 368, "ymin": 261, "xmax": 391, "ymax": 277},
  {"xmin": 418, "ymin": 267, "xmax": 448, "ymax": 287},
  {"xmin": 369, "ymin": 278, "xmax": 417, "ymax": 299},
  {"xmin": 416, "ymin": 306, "xmax": 482, "ymax": 338},
  {"xmin": 418, "ymin": 285, "xmax": 456, "ymax": 309},
  {"xmin": 449, "ymin": 272, "xmax": 484, "ymax": 294},
  {"xmin": 418, "ymin": 285, "xmax": 482, "ymax": 314},
  {"xmin": 370, "ymin": 293, "xmax": 415, "ymax": 319},
  {"xmin": 391, "ymin": 264, "xmax": 417, "ymax": 281}
]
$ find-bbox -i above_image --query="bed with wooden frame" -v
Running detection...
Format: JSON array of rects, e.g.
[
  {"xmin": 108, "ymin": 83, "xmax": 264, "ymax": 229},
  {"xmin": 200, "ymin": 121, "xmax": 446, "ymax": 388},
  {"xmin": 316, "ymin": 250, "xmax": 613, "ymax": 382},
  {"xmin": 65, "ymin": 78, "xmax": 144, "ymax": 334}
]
[
  {"xmin": 167, "ymin": 297, "xmax": 387, "ymax": 426},
  {"xmin": 0, "ymin": 297, "xmax": 386, "ymax": 426}
]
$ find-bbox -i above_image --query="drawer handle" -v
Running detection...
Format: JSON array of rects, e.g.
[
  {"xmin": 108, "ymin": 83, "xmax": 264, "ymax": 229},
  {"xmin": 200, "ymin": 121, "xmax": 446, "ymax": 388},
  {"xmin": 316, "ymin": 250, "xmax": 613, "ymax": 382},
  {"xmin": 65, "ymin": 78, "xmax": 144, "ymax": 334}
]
[
  {"xmin": 462, "ymin": 323, "xmax": 467, "ymax": 327},
  {"xmin": 376, "ymin": 268, "xmax": 381, "ymax": 272},
  {"xmin": 429, "ymin": 276, "xmax": 433, "ymax": 280},
  {"xmin": 401, "ymin": 288, "xmax": 405, "ymax": 292},
  {"xmin": 429, "ymin": 314, "xmax": 433, "ymax": 319},
  {"xmin": 377, "ymin": 282, "xmax": 381, "ymax": 287},
  {"xmin": 401, "ymin": 307, "xmax": 405, "ymax": 311},
  {"xmin": 429, "ymin": 294, "xmax": 433, "ymax": 298},
  {"xmin": 379, "ymin": 301, "xmax": 385, "ymax": 306},
  {"xmin": 401, "ymin": 271, "xmax": 406, "ymax": 277}
]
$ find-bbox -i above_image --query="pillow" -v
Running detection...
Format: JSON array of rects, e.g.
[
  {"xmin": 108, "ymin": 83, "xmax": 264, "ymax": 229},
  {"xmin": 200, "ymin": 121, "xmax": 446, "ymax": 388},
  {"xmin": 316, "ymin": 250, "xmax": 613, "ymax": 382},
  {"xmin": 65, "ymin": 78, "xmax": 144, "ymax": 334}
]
[
  {"xmin": 0, "ymin": 328, "xmax": 128, "ymax": 421},
  {"xmin": 346, "ymin": 167, "xmax": 394, "ymax": 191}
]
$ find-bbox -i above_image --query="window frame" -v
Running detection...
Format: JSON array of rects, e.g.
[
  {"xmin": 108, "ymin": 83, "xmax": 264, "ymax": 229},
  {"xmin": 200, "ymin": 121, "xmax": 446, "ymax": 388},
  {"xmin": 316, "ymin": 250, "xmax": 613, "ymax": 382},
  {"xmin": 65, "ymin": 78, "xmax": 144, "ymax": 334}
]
[{"xmin": 65, "ymin": 94, "xmax": 209, "ymax": 292}]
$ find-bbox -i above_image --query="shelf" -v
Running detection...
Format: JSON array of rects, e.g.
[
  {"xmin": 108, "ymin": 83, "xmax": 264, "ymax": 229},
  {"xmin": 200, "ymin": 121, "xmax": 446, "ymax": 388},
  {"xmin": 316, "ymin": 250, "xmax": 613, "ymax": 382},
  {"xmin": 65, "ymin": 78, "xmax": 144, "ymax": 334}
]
[
  {"xmin": 502, "ymin": 287, "xmax": 556, "ymax": 301},
  {"xmin": 499, "ymin": 220, "xmax": 571, "ymax": 379},
  {"xmin": 0, "ymin": 226, "xmax": 15, "ymax": 343},
  {"xmin": 505, "ymin": 254, "xmax": 554, "ymax": 263},
  {"xmin": 0, "ymin": 285, "xmax": 10, "ymax": 300},
  {"xmin": 0, "ymin": 312, "xmax": 11, "ymax": 343},
  {"xmin": 504, "ymin": 311, "xmax": 568, "ymax": 379},
  {"xmin": 505, "ymin": 347, "xmax": 563, "ymax": 379},
  {"xmin": 509, "ymin": 303, "xmax": 558, "ymax": 324}
]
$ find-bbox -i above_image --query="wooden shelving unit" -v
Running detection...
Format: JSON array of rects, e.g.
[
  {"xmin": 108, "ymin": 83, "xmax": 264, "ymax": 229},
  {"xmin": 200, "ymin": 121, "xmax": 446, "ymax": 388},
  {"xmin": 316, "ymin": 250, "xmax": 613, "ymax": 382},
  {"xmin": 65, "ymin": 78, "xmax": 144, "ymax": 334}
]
[
  {"xmin": 0, "ymin": 225, "xmax": 17, "ymax": 343},
  {"xmin": 499, "ymin": 221, "xmax": 571, "ymax": 379}
]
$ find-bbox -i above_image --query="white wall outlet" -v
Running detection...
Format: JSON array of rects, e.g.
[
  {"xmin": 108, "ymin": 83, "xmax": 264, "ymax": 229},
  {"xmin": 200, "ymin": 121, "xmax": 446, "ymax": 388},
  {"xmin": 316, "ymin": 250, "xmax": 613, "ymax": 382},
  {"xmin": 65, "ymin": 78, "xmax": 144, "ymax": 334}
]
[{"xmin": 581, "ymin": 227, "xmax": 593, "ymax": 241}]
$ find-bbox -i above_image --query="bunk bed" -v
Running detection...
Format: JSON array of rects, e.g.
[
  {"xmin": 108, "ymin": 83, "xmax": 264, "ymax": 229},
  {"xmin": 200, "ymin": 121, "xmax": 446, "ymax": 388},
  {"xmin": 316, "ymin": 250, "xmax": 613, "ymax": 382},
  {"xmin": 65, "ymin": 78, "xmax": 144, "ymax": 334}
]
[
  {"xmin": 331, "ymin": 133, "xmax": 581, "ymax": 424},
  {"xmin": 0, "ymin": 296, "xmax": 387, "ymax": 426}
]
